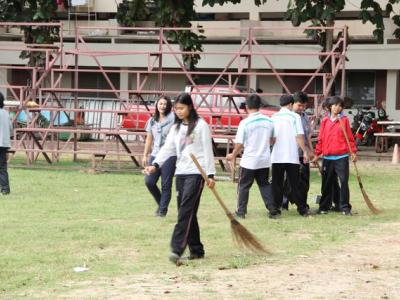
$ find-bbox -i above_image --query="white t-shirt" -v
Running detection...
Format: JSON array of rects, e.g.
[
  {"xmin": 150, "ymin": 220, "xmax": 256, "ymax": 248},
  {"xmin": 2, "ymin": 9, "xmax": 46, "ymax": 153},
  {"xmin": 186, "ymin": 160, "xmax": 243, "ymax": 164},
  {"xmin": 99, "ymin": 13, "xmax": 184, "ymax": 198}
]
[
  {"xmin": 235, "ymin": 111, "xmax": 274, "ymax": 169},
  {"xmin": 271, "ymin": 107, "xmax": 304, "ymax": 164},
  {"xmin": 153, "ymin": 118, "xmax": 216, "ymax": 176}
]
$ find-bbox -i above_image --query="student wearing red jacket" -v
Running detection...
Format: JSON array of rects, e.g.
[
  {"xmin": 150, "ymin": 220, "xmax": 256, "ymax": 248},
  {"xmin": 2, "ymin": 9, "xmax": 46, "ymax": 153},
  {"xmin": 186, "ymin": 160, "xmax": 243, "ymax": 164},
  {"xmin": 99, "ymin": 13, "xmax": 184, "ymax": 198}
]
[{"xmin": 313, "ymin": 96, "xmax": 357, "ymax": 216}]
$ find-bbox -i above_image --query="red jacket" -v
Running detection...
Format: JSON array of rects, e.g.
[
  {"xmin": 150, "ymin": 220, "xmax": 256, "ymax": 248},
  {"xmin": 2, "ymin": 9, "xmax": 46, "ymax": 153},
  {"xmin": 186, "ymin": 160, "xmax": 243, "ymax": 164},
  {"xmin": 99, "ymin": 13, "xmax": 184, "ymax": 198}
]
[{"xmin": 315, "ymin": 115, "xmax": 357, "ymax": 157}]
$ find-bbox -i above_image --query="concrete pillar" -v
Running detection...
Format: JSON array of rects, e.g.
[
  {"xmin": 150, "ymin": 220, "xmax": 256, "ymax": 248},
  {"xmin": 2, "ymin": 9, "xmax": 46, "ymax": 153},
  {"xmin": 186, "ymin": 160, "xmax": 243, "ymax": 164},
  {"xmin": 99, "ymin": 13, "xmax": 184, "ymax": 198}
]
[
  {"xmin": 249, "ymin": 73, "xmax": 257, "ymax": 91},
  {"xmin": 120, "ymin": 68, "xmax": 129, "ymax": 100},
  {"xmin": 0, "ymin": 68, "xmax": 9, "ymax": 99},
  {"xmin": 385, "ymin": 70, "xmax": 400, "ymax": 120},
  {"xmin": 249, "ymin": 10, "xmax": 260, "ymax": 21}
]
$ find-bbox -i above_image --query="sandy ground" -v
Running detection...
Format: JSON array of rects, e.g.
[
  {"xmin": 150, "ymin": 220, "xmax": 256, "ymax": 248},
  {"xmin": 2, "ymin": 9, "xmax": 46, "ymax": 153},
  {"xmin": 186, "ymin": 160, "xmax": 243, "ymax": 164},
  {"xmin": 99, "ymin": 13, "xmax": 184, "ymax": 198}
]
[{"xmin": 50, "ymin": 222, "xmax": 400, "ymax": 300}]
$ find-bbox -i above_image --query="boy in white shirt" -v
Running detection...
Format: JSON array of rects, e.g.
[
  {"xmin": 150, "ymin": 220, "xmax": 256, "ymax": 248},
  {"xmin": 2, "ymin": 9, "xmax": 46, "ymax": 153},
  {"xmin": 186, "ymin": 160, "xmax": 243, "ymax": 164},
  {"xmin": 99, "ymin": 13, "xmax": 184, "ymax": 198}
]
[
  {"xmin": 269, "ymin": 94, "xmax": 311, "ymax": 218},
  {"xmin": 226, "ymin": 94, "xmax": 274, "ymax": 218}
]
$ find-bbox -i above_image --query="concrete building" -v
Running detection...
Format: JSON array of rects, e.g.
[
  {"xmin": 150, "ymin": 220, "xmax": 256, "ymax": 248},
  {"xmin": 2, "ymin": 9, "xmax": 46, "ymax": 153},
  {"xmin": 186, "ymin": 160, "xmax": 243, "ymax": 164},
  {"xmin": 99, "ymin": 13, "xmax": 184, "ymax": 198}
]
[{"xmin": 0, "ymin": 0, "xmax": 399, "ymax": 120}]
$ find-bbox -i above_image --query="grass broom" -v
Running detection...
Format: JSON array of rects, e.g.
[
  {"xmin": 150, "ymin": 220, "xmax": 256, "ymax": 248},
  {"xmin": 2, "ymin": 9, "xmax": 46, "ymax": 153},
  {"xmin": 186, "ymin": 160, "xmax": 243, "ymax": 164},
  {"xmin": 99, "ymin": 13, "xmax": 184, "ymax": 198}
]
[
  {"xmin": 338, "ymin": 119, "xmax": 381, "ymax": 214},
  {"xmin": 190, "ymin": 154, "xmax": 269, "ymax": 254}
]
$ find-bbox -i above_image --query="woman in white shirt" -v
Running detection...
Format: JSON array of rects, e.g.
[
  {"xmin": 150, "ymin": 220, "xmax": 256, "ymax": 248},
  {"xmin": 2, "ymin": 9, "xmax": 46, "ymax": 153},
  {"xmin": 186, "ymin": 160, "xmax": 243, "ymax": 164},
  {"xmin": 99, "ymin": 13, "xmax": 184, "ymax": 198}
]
[
  {"xmin": 143, "ymin": 96, "xmax": 176, "ymax": 217},
  {"xmin": 144, "ymin": 93, "xmax": 215, "ymax": 264}
]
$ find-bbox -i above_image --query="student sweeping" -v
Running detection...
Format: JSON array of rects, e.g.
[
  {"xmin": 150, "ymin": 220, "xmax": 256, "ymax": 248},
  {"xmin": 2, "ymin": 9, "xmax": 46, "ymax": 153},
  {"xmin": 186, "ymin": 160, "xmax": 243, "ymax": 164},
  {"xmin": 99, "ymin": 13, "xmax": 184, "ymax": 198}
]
[
  {"xmin": 268, "ymin": 94, "xmax": 312, "ymax": 218},
  {"xmin": 144, "ymin": 92, "xmax": 215, "ymax": 263},
  {"xmin": 143, "ymin": 96, "xmax": 176, "ymax": 217},
  {"xmin": 314, "ymin": 98, "xmax": 341, "ymax": 211},
  {"xmin": 282, "ymin": 91, "xmax": 313, "ymax": 210},
  {"xmin": 226, "ymin": 94, "xmax": 274, "ymax": 219},
  {"xmin": 312, "ymin": 96, "xmax": 357, "ymax": 216}
]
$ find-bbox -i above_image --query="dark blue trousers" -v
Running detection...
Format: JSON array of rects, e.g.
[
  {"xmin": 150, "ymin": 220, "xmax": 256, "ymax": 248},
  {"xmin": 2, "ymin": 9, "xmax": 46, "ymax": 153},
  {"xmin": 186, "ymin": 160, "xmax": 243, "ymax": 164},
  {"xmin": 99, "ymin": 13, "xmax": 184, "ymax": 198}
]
[
  {"xmin": 320, "ymin": 157, "xmax": 352, "ymax": 212},
  {"xmin": 145, "ymin": 155, "xmax": 176, "ymax": 214},
  {"xmin": 0, "ymin": 147, "xmax": 10, "ymax": 194}
]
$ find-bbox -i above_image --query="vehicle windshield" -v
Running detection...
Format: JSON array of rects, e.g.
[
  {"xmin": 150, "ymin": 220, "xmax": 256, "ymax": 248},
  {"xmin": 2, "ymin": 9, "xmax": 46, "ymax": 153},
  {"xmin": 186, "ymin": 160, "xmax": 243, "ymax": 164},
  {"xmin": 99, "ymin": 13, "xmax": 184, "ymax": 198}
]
[{"xmin": 192, "ymin": 88, "xmax": 244, "ymax": 109}]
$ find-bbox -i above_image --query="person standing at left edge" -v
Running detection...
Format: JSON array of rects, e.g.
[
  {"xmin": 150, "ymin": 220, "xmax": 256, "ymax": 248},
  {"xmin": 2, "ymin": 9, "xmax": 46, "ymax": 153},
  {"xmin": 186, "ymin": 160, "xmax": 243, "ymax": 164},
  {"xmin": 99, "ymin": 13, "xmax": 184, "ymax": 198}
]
[
  {"xmin": 0, "ymin": 92, "xmax": 12, "ymax": 196},
  {"xmin": 144, "ymin": 93, "xmax": 215, "ymax": 264}
]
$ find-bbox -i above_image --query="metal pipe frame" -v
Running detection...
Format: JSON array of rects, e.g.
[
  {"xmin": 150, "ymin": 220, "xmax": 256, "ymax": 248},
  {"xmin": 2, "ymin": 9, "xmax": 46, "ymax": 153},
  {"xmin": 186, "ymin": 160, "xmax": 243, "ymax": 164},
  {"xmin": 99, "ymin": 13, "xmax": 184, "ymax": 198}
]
[{"xmin": 0, "ymin": 23, "xmax": 347, "ymax": 166}]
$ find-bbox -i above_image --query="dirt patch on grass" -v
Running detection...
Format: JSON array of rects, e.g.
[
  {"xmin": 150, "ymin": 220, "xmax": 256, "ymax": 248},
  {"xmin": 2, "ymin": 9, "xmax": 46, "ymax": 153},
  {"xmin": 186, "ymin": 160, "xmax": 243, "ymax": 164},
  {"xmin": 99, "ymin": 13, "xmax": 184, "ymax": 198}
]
[{"xmin": 54, "ymin": 222, "xmax": 400, "ymax": 299}]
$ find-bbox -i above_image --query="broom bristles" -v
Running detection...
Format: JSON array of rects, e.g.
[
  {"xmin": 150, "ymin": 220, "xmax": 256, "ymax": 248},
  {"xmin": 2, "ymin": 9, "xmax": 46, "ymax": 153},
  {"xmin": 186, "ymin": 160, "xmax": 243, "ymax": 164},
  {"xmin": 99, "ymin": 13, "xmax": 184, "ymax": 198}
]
[
  {"xmin": 357, "ymin": 177, "xmax": 381, "ymax": 215},
  {"xmin": 230, "ymin": 219, "xmax": 270, "ymax": 254}
]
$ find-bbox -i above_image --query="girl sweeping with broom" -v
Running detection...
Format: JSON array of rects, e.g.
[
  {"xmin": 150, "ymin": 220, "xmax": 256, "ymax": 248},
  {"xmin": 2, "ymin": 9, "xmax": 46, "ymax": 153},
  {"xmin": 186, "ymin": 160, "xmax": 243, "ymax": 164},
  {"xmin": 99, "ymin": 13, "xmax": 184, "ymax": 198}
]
[
  {"xmin": 144, "ymin": 92, "xmax": 215, "ymax": 264},
  {"xmin": 312, "ymin": 96, "xmax": 357, "ymax": 216}
]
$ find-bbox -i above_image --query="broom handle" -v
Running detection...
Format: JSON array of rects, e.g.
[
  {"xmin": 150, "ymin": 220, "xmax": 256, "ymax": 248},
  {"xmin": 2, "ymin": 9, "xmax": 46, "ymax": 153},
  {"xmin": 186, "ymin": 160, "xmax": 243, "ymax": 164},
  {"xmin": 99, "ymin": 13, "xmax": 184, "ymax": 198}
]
[
  {"xmin": 338, "ymin": 118, "xmax": 359, "ymax": 173},
  {"xmin": 338, "ymin": 118, "xmax": 380, "ymax": 214},
  {"xmin": 313, "ymin": 160, "xmax": 322, "ymax": 175},
  {"xmin": 190, "ymin": 154, "xmax": 234, "ymax": 219}
]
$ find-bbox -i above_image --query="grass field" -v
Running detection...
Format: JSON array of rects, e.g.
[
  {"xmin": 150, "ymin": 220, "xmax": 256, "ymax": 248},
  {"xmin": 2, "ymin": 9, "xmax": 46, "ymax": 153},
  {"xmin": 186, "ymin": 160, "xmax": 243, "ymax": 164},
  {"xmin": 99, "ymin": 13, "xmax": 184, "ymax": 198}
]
[{"xmin": 0, "ymin": 161, "xmax": 399, "ymax": 299}]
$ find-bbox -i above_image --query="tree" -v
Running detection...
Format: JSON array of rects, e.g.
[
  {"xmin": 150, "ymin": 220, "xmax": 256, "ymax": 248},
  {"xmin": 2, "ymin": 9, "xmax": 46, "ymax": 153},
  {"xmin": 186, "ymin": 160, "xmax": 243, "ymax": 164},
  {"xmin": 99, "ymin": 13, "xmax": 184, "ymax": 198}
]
[
  {"xmin": 0, "ymin": 0, "xmax": 68, "ymax": 66},
  {"xmin": 203, "ymin": 0, "xmax": 400, "ymax": 47},
  {"xmin": 203, "ymin": 0, "xmax": 400, "ymax": 95},
  {"xmin": 154, "ymin": 0, "xmax": 204, "ymax": 71},
  {"xmin": 116, "ymin": 0, "xmax": 204, "ymax": 71},
  {"xmin": 116, "ymin": 0, "xmax": 150, "ymax": 27}
]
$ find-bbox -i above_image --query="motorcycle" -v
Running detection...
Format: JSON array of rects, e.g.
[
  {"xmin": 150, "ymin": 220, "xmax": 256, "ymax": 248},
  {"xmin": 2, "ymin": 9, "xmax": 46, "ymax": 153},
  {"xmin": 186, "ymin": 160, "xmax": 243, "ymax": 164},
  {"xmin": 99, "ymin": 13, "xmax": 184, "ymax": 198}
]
[{"xmin": 352, "ymin": 107, "xmax": 388, "ymax": 147}]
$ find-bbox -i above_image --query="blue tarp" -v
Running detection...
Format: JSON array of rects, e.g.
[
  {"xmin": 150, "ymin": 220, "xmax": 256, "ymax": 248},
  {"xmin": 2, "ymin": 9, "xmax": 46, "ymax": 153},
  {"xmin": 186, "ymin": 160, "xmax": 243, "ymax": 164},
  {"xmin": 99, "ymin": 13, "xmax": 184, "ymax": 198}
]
[{"xmin": 18, "ymin": 111, "xmax": 69, "ymax": 126}]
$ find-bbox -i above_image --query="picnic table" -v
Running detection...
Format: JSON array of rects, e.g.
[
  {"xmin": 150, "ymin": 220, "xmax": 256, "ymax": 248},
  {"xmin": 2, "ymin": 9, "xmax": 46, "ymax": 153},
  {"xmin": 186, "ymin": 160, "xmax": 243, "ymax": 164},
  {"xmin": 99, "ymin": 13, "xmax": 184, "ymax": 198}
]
[{"xmin": 374, "ymin": 121, "xmax": 400, "ymax": 153}]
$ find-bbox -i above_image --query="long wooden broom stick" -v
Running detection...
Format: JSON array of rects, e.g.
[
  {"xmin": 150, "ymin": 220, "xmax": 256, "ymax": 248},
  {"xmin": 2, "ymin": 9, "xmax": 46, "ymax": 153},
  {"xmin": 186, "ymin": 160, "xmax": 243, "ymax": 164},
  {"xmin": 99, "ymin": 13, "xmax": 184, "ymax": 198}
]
[
  {"xmin": 338, "ymin": 119, "xmax": 380, "ymax": 214},
  {"xmin": 190, "ymin": 154, "xmax": 269, "ymax": 254}
]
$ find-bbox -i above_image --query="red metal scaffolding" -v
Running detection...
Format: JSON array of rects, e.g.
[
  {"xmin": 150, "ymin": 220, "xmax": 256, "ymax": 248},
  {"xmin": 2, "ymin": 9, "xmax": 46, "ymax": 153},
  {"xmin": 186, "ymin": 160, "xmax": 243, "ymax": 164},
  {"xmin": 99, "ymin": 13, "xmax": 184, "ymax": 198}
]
[{"xmin": 0, "ymin": 22, "xmax": 348, "ymax": 169}]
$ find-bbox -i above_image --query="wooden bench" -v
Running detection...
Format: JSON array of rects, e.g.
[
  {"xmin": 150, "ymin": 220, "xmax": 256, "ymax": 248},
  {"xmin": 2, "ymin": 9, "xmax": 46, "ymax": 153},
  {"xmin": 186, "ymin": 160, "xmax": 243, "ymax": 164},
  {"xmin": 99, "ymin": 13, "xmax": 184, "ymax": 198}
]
[
  {"xmin": 374, "ymin": 132, "xmax": 400, "ymax": 163},
  {"xmin": 374, "ymin": 121, "xmax": 400, "ymax": 153},
  {"xmin": 13, "ymin": 127, "xmax": 147, "ymax": 166}
]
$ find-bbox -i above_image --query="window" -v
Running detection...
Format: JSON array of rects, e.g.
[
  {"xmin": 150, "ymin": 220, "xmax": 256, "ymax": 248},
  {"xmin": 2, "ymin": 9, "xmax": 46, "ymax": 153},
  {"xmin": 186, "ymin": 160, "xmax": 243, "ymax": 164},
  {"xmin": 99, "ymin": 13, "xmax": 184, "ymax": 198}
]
[
  {"xmin": 315, "ymin": 71, "xmax": 376, "ymax": 107},
  {"xmin": 78, "ymin": 71, "xmax": 120, "ymax": 99},
  {"xmin": 347, "ymin": 72, "xmax": 375, "ymax": 107}
]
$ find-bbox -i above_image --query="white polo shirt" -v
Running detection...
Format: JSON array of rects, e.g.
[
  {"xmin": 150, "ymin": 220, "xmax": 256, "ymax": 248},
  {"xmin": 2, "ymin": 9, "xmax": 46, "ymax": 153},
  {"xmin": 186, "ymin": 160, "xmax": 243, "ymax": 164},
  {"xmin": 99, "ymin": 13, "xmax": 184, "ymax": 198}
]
[
  {"xmin": 271, "ymin": 107, "xmax": 304, "ymax": 164},
  {"xmin": 235, "ymin": 111, "xmax": 274, "ymax": 169}
]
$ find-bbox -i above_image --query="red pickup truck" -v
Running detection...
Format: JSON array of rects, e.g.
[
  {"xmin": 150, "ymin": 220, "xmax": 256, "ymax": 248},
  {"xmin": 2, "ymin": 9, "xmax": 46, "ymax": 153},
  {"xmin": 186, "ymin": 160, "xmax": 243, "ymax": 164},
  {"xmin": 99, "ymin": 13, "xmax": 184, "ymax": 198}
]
[{"xmin": 121, "ymin": 86, "xmax": 279, "ymax": 130}]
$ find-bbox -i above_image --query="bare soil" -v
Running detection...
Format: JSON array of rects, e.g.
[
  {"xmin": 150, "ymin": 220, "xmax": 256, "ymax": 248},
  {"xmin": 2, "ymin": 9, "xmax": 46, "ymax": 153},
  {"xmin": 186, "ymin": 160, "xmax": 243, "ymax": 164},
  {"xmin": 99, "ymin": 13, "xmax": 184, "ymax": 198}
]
[{"xmin": 55, "ymin": 222, "xmax": 400, "ymax": 300}]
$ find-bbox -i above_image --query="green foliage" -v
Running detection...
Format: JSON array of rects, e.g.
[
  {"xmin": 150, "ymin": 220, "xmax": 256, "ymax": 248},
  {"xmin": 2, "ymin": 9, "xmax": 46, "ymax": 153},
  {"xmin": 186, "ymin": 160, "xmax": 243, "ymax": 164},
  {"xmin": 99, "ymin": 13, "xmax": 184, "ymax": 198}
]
[
  {"xmin": 202, "ymin": 0, "xmax": 268, "ymax": 6},
  {"xmin": 116, "ymin": 0, "xmax": 150, "ymax": 27},
  {"xmin": 360, "ymin": 0, "xmax": 385, "ymax": 43},
  {"xmin": 0, "ymin": 0, "xmax": 61, "ymax": 67},
  {"xmin": 154, "ymin": 0, "xmax": 205, "ymax": 71},
  {"xmin": 204, "ymin": 0, "xmax": 399, "ymax": 44}
]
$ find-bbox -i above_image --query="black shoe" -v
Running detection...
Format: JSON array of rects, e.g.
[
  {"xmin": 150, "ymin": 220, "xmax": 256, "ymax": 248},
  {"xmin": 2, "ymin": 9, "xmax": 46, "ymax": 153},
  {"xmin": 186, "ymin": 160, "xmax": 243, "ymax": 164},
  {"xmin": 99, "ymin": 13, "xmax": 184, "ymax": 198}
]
[
  {"xmin": 268, "ymin": 212, "xmax": 281, "ymax": 219},
  {"xmin": 235, "ymin": 211, "xmax": 245, "ymax": 219},
  {"xmin": 169, "ymin": 252, "xmax": 181, "ymax": 264},
  {"xmin": 157, "ymin": 210, "xmax": 167, "ymax": 217},
  {"xmin": 154, "ymin": 207, "xmax": 160, "ymax": 216},
  {"xmin": 187, "ymin": 253, "xmax": 205, "ymax": 260},
  {"xmin": 342, "ymin": 210, "xmax": 352, "ymax": 216},
  {"xmin": 330, "ymin": 206, "xmax": 341, "ymax": 212},
  {"xmin": 316, "ymin": 209, "xmax": 329, "ymax": 215},
  {"xmin": 300, "ymin": 209, "xmax": 314, "ymax": 217}
]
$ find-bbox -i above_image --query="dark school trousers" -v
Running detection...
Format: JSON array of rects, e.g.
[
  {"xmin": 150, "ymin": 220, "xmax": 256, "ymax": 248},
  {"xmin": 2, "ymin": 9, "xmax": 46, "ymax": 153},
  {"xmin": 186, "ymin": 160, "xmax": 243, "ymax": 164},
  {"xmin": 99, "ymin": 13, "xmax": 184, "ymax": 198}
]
[
  {"xmin": 270, "ymin": 163, "xmax": 308, "ymax": 215},
  {"xmin": 319, "ymin": 157, "xmax": 352, "ymax": 212},
  {"xmin": 0, "ymin": 147, "xmax": 10, "ymax": 194},
  {"xmin": 283, "ymin": 157, "xmax": 310, "ymax": 209},
  {"xmin": 171, "ymin": 174, "xmax": 205, "ymax": 257},
  {"xmin": 236, "ymin": 167, "xmax": 272, "ymax": 215},
  {"xmin": 144, "ymin": 156, "xmax": 177, "ymax": 214}
]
